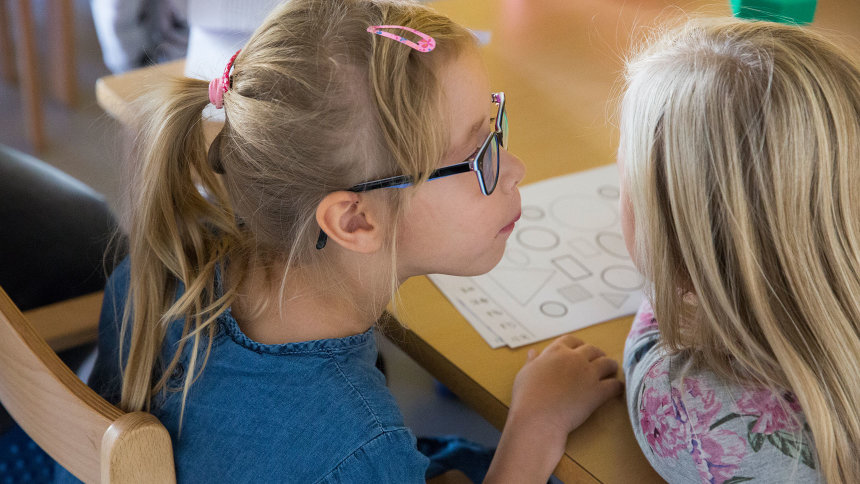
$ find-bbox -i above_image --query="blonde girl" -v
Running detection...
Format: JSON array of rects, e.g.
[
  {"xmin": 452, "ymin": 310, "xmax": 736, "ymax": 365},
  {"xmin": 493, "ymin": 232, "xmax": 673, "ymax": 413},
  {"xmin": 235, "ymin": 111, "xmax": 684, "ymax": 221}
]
[
  {"xmin": 56, "ymin": 0, "xmax": 623, "ymax": 482},
  {"xmin": 620, "ymin": 18, "xmax": 860, "ymax": 484}
]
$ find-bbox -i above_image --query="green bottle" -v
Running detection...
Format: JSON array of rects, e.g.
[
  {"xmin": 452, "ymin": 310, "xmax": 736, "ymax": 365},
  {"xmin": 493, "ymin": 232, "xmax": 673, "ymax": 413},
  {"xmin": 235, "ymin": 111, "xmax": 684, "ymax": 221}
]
[{"xmin": 730, "ymin": 0, "xmax": 818, "ymax": 24}]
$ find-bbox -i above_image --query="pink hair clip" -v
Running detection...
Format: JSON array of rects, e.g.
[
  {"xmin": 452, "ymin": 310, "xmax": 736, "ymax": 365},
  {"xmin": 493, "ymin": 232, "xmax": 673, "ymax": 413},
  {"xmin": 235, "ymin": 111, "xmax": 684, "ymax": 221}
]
[
  {"xmin": 208, "ymin": 49, "xmax": 241, "ymax": 109},
  {"xmin": 367, "ymin": 25, "xmax": 436, "ymax": 53}
]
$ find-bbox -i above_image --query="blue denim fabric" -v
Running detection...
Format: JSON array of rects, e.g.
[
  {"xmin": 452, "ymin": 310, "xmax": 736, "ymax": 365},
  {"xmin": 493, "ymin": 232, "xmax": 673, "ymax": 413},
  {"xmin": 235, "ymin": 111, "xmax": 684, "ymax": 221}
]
[{"xmin": 55, "ymin": 258, "xmax": 429, "ymax": 483}]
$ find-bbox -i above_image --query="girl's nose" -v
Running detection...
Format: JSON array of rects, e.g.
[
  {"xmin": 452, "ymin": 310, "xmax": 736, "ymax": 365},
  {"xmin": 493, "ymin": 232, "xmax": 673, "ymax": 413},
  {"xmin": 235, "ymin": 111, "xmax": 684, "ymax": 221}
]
[{"xmin": 498, "ymin": 148, "xmax": 525, "ymax": 192}]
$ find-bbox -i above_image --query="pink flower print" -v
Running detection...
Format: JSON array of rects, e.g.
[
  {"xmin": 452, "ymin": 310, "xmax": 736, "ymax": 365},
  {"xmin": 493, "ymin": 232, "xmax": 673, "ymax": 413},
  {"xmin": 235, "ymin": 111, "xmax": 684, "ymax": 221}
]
[
  {"xmin": 644, "ymin": 358, "xmax": 669, "ymax": 384},
  {"xmin": 674, "ymin": 378, "xmax": 722, "ymax": 434},
  {"xmin": 736, "ymin": 389, "xmax": 803, "ymax": 435},
  {"xmin": 640, "ymin": 386, "xmax": 688, "ymax": 458},
  {"xmin": 690, "ymin": 428, "xmax": 746, "ymax": 484},
  {"xmin": 674, "ymin": 378, "xmax": 746, "ymax": 483},
  {"xmin": 639, "ymin": 362, "xmax": 687, "ymax": 458}
]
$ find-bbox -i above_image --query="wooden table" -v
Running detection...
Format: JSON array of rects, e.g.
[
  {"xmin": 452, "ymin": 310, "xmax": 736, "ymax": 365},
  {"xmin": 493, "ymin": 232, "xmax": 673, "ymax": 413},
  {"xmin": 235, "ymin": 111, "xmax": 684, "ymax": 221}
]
[
  {"xmin": 95, "ymin": 59, "xmax": 184, "ymax": 127},
  {"xmin": 95, "ymin": 1, "xmax": 860, "ymax": 482},
  {"xmin": 95, "ymin": 59, "xmax": 224, "ymax": 142}
]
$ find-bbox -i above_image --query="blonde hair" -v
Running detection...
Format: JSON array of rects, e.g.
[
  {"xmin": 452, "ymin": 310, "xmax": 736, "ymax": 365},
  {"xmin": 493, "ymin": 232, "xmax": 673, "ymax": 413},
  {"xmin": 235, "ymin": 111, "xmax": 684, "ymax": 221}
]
[
  {"xmin": 620, "ymin": 18, "xmax": 860, "ymax": 483},
  {"xmin": 119, "ymin": 0, "xmax": 475, "ymax": 423}
]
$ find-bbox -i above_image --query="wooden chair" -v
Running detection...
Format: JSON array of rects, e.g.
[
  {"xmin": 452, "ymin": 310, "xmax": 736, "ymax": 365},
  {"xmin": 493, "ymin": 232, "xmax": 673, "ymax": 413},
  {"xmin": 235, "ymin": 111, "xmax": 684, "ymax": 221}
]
[
  {"xmin": 0, "ymin": 0, "xmax": 77, "ymax": 152},
  {"xmin": 0, "ymin": 284, "xmax": 175, "ymax": 483}
]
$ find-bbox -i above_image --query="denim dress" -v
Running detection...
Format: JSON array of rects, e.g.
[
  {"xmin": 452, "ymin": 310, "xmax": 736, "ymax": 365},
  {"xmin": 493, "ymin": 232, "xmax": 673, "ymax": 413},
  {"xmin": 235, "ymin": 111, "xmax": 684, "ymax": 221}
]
[{"xmin": 56, "ymin": 258, "xmax": 429, "ymax": 483}]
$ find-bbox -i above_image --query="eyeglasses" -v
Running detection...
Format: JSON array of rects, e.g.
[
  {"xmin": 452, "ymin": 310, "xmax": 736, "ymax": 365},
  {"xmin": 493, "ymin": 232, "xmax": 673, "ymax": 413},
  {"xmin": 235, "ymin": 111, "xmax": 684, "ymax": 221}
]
[{"xmin": 316, "ymin": 92, "xmax": 508, "ymax": 249}]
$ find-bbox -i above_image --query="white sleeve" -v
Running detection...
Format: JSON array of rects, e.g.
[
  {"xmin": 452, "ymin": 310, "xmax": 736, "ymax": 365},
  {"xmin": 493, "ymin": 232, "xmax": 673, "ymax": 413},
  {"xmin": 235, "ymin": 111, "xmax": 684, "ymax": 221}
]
[{"xmin": 90, "ymin": 0, "xmax": 149, "ymax": 73}]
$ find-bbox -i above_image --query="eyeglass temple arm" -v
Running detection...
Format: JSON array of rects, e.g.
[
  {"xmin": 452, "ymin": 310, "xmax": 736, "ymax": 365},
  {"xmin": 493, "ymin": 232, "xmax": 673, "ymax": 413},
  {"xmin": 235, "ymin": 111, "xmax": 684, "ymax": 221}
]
[
  {"xmin": 348, "ymin": 162, "xmax": 473, "ymax": 192},
  {"xmin": 316, "ymin": 162, "xmax": 475, "ymax": 249}
]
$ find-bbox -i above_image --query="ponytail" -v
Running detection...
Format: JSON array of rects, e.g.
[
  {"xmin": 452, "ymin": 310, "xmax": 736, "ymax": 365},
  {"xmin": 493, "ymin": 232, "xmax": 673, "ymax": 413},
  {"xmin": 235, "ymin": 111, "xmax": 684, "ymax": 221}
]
[{"xmin": 120, "ymin": 77, "xmax": 245, "ymax": 419}]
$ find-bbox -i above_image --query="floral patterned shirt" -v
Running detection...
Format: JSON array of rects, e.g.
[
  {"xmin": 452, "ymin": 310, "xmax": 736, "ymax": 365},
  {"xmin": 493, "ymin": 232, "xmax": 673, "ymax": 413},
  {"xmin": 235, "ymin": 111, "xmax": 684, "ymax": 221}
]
[{"xmin": 623, "ymin": 300, "xmax": 821, "ymax": 484}]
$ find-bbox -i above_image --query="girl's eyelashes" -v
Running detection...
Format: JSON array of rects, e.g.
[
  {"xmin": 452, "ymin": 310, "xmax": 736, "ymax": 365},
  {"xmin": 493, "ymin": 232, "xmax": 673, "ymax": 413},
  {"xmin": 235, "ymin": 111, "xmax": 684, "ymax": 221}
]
[
  {"xmin": 472, "ymin": 119, "xmax": 493, "ymax": 149},
  {"xmin": 465, "ymin": 126, "xmax": 491, "ymax": 160},
  {"xmin": 454, "ymin": 116, "xmax": 492, "ymax": 162},
  {"xmin": 466, "ymin": 146, "xmax": 481, "ymax": 160}
]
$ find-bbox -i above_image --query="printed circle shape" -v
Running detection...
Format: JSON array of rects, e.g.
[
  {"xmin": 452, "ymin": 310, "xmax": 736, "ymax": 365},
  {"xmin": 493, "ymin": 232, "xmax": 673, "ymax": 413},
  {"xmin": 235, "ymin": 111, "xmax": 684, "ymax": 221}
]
[
  {"xmin": 550, "ymin": 195, "xmax": 617, "ymax": 230},
  {"xmin": 595, "ymin": 232, "xmax": 629, "ymax": 259},
  {"xmin": 540, "ymin": 301, "xmax": 568, "ymax": 318},
  {"xmin": 504, "ymin": 248, "xmax": 531, "ymax": 266},
  {"xmin": 516, "ymin": 227, "xmax": 560, "ymax": 251},
  {"xmin": 601, "ymin": 265, "xmax": 644, "ymax": 291},
  {"xmin": 521, "ymin": 205, "xmax": 545, "ymax": 220},
  {"xmin": 598, "ymin": 185, "xmax": 620, "ymax": 199}
]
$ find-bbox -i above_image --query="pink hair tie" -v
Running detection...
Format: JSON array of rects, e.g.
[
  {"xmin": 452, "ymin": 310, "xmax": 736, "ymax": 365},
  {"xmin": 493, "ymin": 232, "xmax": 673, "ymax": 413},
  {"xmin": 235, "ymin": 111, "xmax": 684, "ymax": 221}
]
[
  {"xmin": 367, "ymin": 25, "xmax": 436, "ymax": 52},
  {"xmin": 209, "ymin": 49, "xmax": 241, "ymax": 109}
]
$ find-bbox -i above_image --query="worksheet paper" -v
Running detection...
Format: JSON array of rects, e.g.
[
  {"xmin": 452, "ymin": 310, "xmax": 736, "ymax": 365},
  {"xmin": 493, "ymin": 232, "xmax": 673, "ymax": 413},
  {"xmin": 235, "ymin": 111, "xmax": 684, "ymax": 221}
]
[{"xmin": 428, "ymin": 164, "xmax": 645, "ymax": 348}]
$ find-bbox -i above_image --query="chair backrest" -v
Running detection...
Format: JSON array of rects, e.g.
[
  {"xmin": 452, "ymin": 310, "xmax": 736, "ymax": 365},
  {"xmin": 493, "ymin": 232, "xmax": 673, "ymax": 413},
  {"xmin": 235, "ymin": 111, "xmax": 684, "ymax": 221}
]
[
  {"xmin": 0, "ymin": 143, "xmax": 119, "ymax": 312},
  {"xmin": 0, "ymin": 285, "xmax": 175, "ymax": 483}
]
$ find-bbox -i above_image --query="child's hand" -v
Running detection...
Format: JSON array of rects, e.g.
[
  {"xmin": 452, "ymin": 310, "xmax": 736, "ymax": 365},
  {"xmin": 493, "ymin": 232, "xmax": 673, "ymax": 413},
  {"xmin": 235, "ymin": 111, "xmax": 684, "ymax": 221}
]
[
  {"xmin": 484, "ymin": 335, "xmax": 622, "ymax": 484},
  {"xmin": 510, "ymin": 334, "xmax": 623, "ymax": 438}
]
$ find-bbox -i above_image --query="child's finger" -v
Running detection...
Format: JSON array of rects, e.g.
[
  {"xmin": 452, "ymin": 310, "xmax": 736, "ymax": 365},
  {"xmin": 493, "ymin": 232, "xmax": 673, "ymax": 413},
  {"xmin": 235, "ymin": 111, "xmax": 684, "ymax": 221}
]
[
  {"xmin": 555, "ymin": 333, "xmax": 584, "ymax": 349},
  {"xmin": 526, "ymin": 349, "xmax": 536, "ymax": 362},
  {"xmin": 576, "ymin": 344, "xmax": 606, "ymax": 361},
  {"xmin": 593, "ymin": 356, "xmax": 619, "ymax": 378},
  {"xmin": 597, "ymin": 378, "xmax": 624, "ymax": 400}
]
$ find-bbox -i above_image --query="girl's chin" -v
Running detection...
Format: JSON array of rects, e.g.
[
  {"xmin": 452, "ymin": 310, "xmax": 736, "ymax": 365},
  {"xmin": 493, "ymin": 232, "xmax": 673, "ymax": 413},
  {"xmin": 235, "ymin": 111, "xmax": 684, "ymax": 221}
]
[{"xmin": 447, "ymin": 253, "xmax": 505, "ymax": 277}]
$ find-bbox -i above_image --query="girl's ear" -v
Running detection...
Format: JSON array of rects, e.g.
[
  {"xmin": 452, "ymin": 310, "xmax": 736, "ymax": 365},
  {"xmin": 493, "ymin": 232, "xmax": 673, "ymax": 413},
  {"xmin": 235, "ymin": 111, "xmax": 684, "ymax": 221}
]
[{"xmin": 316, "ymin": 191, "xmax": 385, "ymax": 254}]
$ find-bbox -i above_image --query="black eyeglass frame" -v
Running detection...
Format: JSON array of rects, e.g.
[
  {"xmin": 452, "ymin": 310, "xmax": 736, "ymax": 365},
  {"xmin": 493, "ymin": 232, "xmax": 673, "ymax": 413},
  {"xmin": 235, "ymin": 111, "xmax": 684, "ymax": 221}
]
[{"xmin": 316, "ymin": 91, "xmax": 507, "ymax": 249}]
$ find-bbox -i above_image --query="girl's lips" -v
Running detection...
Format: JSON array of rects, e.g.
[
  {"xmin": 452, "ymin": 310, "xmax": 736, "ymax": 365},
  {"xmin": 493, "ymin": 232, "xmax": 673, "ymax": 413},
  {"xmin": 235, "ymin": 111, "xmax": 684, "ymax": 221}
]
[{"xmin": 500, "ymin": 212, "xmax": 521, "ymax": 234}]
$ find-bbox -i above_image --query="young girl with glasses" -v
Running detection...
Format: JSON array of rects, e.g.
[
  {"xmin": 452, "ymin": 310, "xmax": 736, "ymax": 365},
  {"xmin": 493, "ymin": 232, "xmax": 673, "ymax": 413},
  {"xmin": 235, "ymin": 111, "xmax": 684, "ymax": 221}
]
[
  {"xmin": 620, "ymin": 18, "xmax": 860, "ymax": 483},
  {"xmin": 61, "ymin": 0, "xmax": 623, "ymax": 482}
]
